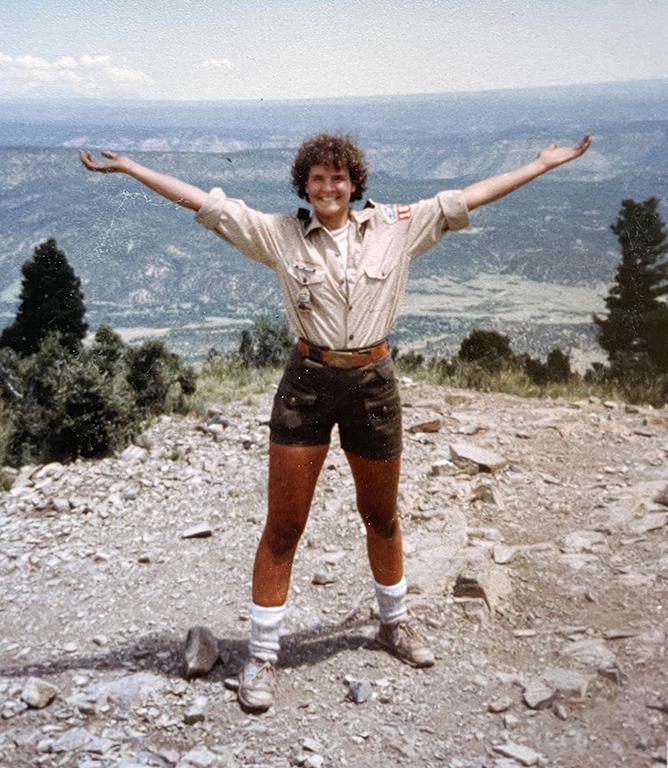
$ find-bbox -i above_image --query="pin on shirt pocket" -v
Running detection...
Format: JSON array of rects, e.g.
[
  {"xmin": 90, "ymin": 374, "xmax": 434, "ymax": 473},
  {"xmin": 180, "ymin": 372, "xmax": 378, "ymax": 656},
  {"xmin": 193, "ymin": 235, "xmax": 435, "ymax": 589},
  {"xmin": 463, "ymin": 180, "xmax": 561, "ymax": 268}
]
[{"xmin": 297, "ymin": 286, "xmax": 312, "ymax": 314}]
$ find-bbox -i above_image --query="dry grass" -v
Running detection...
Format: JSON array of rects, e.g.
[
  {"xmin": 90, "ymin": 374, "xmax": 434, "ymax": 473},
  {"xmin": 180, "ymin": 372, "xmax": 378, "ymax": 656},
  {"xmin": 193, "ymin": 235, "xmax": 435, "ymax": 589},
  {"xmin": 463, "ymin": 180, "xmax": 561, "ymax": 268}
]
[
  {"xmin": 189, "ymin": 358, "xmax": 283, "ymax": 416},
  {"xmin": 394, "ymin": 357, "xmax": 642, "ymax": 406}
]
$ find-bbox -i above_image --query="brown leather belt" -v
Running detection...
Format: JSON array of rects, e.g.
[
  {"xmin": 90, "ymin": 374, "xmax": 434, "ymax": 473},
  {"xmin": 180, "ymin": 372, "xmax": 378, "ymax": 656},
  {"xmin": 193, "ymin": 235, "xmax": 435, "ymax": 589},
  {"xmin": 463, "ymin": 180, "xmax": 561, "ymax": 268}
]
[{"xmin": 297, "ymin": 338, "xmax": 389, "ymax": 369}]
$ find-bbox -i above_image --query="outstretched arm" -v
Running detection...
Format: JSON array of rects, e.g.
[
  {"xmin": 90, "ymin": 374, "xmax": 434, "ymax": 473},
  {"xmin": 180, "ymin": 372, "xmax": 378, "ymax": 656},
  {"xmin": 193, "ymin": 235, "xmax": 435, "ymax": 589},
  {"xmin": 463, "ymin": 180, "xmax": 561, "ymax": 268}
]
[
  {"xmin": 79, "ymin": 150, "xmax": 208, "ymax": 211},
  {"xmin": 462, "ymin": 135, "xmax": 591, "ymax": 211}
]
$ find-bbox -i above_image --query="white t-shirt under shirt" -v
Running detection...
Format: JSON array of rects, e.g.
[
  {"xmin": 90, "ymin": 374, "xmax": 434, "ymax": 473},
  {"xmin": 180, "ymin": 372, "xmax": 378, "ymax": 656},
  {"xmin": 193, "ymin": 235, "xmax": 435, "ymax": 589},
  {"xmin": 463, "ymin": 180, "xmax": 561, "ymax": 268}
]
[{"xmin": 325, "ymin": 221, "xmax": 350, "ymax": 271}]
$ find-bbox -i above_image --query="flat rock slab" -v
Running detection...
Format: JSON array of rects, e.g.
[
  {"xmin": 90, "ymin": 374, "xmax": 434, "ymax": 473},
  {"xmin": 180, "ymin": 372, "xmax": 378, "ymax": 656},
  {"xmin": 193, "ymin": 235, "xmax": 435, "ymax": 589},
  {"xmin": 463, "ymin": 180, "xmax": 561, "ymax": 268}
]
[
  {"xmin": 453, "ymin": 564, "xmax": 512, "ymax": 611},
  {"xmin": 120, "ymin": 445, "xmax": 148, "ymax": 462},
  {"xmin": 184, "ymin": 626, "xmax": 219, "ymax": 677},
  {"xmin": 560, "ymin": 530, "xmax": 606, "ymax": 553},
  {"xmin": 405, "ymin": 545, "xmax": 462, "ymax": 594},
  {"xmin": 542, "ymin": 667, "xmax": 590, "ymax": 697},
  {"xmin": 184, "ymin": 695, "xmax": 209, "ymax": 724},
  {"xmin": 523, "ymin": 679, "xmax": 556, "ymax": 709},
  {"xmin": 493, "ymin": 741, "xmax": 543, "ymax": 766},
  {"xmin": 181, "ymin": 745, "xmax": 218, "ymax": 768},
  {"xmin": 51, "ymin": 728, "xmax": 94, "ymax": 753},
  {"xmin": 560, "ymin": 638, "xmax": 617, "ymax": 672},
  {"xmin": 449, "ymin": 441, "xmax": 507, "ymax": 472},
  {"xmin": 431, "ymin": 459, "xmax": 459, "ymax": 476},
  {"xmin": 604, "ymin": 628, "xmax": 639, "ymax": 640},
  {"xmin": 408, "ymin": 418, "xmax": 441, "ymax": 434},
  {"xmin": 181, "ymin": 523, "xmax": 213, "ymax": 539},
  {"xmin": 94, "ymin": 672, "xmax": 166, "ymax": 709},
  {"xmin": 627, "ymin": 512, "xmax": 668, "ymax": 534},
  {"xmin": 493, "ymin": 543, "xmax": 517, "ymax": 564},
  {"xmin": 589, "ymin": 504, "xmax": 635, "ymax": 534}
]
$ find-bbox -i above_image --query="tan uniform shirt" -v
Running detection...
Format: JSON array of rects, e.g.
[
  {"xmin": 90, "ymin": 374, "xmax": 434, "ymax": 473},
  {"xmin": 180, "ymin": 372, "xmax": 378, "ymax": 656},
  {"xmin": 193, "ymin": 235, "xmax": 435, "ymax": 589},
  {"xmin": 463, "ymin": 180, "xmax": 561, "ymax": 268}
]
[{"xmin": 195, "ymin": 188, "xmax": 469, "ymax": 349}]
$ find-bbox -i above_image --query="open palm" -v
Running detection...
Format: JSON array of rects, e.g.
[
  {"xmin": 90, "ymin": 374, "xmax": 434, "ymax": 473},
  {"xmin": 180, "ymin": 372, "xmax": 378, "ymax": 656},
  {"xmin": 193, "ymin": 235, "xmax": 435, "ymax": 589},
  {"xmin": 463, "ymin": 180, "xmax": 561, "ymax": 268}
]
[{"xmin": 537, "ymin": 135, "xmax": 591, "ymax": 170}]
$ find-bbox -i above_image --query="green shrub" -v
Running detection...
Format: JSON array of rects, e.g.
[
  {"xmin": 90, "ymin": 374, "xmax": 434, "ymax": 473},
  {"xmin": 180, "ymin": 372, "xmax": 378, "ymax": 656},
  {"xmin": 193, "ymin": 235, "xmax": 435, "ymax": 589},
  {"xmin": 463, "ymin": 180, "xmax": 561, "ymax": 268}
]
[
  {"xmin": 459, "ymin": 329, "xmax": 516, "ymax": 373},
  {"xmin": 524, "ymin": 356, "xmax": 549, "ymax": 386},
  {"xmin": 125, "ymin": 340, "xmax": 196, "ymax": 415},
  {"xmin": 5, "ymin": 334, "xmax": 139, "ymax": 466},
  {"xmin": 237, "ymin": 315, "xmax": 293, "ymax": 367},
  {"xmin": 394, "ymin": 349, "xmax": 425, "ymax": 372},
  {"xmin": 90, "ymin": 324, "xmax": 126, "ymax": 378},
  {"xmin": 546, "ymin": 349, "xmax": 572, "ymax": 383}
]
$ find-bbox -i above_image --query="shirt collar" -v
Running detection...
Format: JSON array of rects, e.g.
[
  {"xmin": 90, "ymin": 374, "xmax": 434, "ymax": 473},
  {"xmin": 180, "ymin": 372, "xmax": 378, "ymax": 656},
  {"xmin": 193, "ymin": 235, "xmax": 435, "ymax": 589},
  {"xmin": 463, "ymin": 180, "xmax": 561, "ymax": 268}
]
[{"xmin": 302, "ymin": 204, "xmax": 376, "ymax": 236}]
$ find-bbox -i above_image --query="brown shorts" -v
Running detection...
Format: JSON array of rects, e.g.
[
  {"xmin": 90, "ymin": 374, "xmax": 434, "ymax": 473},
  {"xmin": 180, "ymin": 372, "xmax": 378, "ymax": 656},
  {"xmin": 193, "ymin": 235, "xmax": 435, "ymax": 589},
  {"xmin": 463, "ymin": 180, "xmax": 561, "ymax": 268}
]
[{"xmin": 269, "ymin": 347, "xmax": 403, "ymax": 461}]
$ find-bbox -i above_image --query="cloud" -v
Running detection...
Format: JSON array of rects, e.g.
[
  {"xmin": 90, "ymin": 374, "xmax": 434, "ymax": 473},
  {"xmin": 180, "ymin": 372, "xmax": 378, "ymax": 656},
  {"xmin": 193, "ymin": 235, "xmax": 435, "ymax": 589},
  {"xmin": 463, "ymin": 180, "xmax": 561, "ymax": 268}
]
[
  {"xmin": 201, "ymin": 57, "xmax": 232, "ymax": 72},
  {"xmin": 0, "ymin": 52, "xmax": 153, "ymax": 96}
]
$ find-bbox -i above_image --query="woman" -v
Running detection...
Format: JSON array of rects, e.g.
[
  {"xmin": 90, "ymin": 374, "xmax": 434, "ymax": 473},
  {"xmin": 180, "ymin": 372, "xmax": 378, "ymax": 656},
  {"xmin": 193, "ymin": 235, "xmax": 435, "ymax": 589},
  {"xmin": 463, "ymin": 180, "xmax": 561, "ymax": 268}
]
[{"xmin": 80, "ymin": 131, "xmax": 590, "ymax": 712}]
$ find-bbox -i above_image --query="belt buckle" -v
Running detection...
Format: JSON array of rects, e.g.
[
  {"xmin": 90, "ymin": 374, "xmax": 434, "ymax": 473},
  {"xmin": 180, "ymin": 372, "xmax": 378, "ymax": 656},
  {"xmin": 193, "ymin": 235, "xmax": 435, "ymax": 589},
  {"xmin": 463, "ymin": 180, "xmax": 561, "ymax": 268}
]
[{"xmin": 326, "ymin": 350, "xmax": 354, "ymax": 369}]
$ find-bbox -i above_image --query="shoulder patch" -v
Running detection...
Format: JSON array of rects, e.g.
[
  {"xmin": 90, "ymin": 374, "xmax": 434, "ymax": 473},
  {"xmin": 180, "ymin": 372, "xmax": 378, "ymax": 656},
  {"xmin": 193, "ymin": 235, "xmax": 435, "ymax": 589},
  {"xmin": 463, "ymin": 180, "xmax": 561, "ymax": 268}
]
[{"xmin": 381, "ymin": 204, "xmax": 412, "ymax": 224}]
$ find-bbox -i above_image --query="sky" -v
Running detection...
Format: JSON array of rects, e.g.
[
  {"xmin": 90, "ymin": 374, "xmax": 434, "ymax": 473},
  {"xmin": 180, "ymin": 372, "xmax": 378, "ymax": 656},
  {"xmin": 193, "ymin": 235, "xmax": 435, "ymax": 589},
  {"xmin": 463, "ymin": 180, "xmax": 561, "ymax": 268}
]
[{"xmin": 1, "ymin": 0, "xmax": 667, "ymax": 102}]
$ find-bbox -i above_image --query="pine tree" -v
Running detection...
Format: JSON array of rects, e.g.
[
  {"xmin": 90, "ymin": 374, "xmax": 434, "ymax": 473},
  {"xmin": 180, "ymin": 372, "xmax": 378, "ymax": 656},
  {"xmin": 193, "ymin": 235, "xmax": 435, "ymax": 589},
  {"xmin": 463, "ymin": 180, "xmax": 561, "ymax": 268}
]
[
  {"xmin": 594, "ymin": 198, "xmax": 668, "ymax": 371},
  {"xmin": 0, "ymin": 238, "xmax": 88, "ymax": 356}
]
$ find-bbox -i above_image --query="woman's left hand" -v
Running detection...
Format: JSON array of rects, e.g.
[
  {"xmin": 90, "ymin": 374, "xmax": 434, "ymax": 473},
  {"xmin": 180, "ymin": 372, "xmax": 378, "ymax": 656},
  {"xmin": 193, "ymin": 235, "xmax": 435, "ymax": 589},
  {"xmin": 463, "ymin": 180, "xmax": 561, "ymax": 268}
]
[{"xmin": 536, "ymin": 135, "xmax": 591, "ymax": 171}]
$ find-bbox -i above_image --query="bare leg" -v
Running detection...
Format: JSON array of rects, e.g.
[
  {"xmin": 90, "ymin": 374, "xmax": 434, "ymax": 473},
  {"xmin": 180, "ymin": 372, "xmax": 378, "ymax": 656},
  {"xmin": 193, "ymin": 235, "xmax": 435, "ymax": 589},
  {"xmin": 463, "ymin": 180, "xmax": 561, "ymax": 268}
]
[
  {"xmin": 345, "ymin": 451, "xmax": 402, "ymax": 586},
  {"xmin": 252, "ymin": 442, "xmax": 329, "ymax": 607}
]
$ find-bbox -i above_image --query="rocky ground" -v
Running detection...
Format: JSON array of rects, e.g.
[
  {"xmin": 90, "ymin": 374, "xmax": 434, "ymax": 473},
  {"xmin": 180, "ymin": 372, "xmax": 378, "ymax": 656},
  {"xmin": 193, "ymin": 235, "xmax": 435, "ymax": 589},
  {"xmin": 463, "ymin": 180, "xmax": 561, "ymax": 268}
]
[{"xmin": 1, "ymin": 380, "xmax": 668, "ymax": 768}]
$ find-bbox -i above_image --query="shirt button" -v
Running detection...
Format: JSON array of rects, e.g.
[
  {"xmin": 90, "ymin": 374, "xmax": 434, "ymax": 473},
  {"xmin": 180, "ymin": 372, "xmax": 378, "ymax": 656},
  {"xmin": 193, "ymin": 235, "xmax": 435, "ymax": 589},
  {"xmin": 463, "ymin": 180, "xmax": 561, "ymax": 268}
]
[
  {"xmin": 348, "ymin": 306, "xmax": 353, "ymax": 311},
  {"xmin": 339, "ymin": 279, "xmax": 344, "ymax": 285},
  {"xmin": 349, "ymin": 334, "xmax": 354, "ymax": 340}
]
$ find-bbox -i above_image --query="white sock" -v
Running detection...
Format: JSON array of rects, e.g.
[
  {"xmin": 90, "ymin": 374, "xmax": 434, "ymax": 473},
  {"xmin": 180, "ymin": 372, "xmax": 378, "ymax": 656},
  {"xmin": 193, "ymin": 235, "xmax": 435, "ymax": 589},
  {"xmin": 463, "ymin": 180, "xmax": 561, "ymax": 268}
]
[
  {"xmin": 374, "ymin": 577, "xmax": 409, "ymax": 626},
  {"xmin": 248, "ymin": 602, "xmax": 286, "ymax": 663}
]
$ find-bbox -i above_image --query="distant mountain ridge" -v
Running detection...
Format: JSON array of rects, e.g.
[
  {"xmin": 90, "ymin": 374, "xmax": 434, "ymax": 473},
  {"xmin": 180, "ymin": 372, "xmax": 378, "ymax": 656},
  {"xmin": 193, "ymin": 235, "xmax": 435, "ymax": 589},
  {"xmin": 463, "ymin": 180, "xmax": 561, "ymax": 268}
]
[{"xmin": 1, "ymin": 80, "xmax": 667, "ymax": 362}]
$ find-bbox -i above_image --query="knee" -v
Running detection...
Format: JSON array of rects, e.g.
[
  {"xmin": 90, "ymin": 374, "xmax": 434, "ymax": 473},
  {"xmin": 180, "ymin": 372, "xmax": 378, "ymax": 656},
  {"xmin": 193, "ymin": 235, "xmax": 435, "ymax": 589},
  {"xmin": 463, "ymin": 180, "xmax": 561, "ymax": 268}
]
[
  {"xmin": 263, "ymin": 517, "xmax": 305, "ymax": 557},
  {"xmin": 361, "ymin": 508, "xmax": 398, "ymax": 541}
]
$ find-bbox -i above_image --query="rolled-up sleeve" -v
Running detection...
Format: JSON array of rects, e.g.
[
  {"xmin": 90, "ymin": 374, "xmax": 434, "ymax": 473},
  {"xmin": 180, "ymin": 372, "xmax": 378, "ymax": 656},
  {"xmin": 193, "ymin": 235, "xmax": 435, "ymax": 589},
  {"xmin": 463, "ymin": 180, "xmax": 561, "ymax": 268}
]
[
  {"xmin": 194, "ymin": 187, "xmax": 229, "ymax": 231},
  {"xmin": 435, "ymin": 190, "xmax": 470, "ymax": 232},
  {"xmin": 194, "ymin": 187, "xmax": 280, "ymax": 268},
  {"xmin": 403, "ymin": 189, "xmax": 470, "ymax": 260}
]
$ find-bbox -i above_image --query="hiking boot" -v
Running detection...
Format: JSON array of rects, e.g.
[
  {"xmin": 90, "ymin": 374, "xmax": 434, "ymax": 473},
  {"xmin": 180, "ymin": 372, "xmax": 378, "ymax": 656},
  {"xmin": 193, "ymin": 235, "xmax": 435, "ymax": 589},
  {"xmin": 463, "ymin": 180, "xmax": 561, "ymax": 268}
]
[
  {"xmin": 237, "ymin": 658, "xmax": 276, "ymax": 712},
  {"xmin": 376, "ymin": 621, "xmax": 435, "ymax": 668}
]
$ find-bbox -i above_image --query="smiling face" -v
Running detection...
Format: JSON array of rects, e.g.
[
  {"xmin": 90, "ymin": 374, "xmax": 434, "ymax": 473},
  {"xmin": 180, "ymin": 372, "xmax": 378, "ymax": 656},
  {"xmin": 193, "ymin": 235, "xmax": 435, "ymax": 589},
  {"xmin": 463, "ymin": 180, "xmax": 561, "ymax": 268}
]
[{"xmin": 304, "ymin": 163, "xmax": 356, "ymax": 230}]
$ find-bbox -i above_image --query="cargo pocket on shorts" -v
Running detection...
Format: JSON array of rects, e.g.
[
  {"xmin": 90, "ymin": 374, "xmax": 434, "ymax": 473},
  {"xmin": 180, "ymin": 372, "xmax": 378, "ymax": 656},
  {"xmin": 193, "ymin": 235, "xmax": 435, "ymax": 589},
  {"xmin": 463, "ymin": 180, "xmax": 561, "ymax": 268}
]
[
  {"xmin": 272, "ymin": 388, "xmax": 319, "ymax": 432},
  {"xmin": 363, "ymin": 385, "xmax": 401, "ymax": 426}
]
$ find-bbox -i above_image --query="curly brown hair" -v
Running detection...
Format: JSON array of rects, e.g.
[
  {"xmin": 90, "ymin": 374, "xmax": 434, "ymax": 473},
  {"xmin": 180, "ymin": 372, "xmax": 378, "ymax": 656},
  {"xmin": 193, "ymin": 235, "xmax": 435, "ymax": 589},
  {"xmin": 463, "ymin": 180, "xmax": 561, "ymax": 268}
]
[{"xmin": 291, "ymin": 132, "xmax": 368, "ymax": 203}]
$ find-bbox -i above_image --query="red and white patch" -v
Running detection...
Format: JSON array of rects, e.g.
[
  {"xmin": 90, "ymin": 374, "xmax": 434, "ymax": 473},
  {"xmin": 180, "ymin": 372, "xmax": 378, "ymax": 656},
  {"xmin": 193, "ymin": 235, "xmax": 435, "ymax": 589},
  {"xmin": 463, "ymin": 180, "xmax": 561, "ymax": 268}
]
[{"xmin": 381, "ymin": 203, "xmax": 412, "ymax": 224}]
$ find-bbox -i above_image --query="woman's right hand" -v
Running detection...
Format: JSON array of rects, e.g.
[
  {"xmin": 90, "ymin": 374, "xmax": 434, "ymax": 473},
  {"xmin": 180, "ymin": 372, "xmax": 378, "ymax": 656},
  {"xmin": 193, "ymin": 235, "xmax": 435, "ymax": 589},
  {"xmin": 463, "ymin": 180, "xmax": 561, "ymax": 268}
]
[{"xmin": 79, "ymin": 150, "xmax": 129, "ymax": 174}]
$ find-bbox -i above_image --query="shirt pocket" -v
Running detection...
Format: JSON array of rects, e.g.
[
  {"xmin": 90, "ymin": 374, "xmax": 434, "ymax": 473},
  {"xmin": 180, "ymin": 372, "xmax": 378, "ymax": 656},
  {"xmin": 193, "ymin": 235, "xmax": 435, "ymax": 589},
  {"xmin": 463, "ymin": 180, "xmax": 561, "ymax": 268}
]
[
  {"xmin": 287, "ymin": 264, "xmax": 327, "ymax": 314},
  {"xmin": 363, "ymin": 259, "xmax": 396, "ymax": 282},
  {"xmin": 287, "ymin": 263, "xmax": 327, "ymax": 287}
]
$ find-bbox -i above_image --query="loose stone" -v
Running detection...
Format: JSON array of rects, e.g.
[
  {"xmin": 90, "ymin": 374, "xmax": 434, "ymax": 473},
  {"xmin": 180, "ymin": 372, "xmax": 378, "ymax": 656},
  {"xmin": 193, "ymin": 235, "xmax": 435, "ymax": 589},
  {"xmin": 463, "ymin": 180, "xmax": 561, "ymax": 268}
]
[
  {"xmin": 312, "ymin": 569, "xmax": 338, "ymax": 585},
  {"xmin": 488, "ymin": 695, "xmax": 513, "ymax": 713},
  {"xmin": 347, "ymin": 679, "xmax": 372, "ymax": 703},
  {"xmin": 21, "ymin": 678, "xmax": 58, "ymax": 709},
  {"xmin": 523, "ymin": 679, "xmax": 556, "ymax": 710},
  {"xmin": 181, "ymin": 523, "xmax": 213, "ymax": 539},
  {"xmin": 493, "ymin": 741, "xmax": 543, "ymax": 766},
  {"xmin": 183, "ymin": 696, "xmax": 208, "ymax": 725},
  {"xmin": 184, "ymin": 626, "xmax": 219, "ymax": 677},
  {"xmin": 449, "ymin": 441, "xmax": 508, "ymax": 472},
  {"xmin": 408, "ymin": 418, "xmax": 441, "ymax": 434}
]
